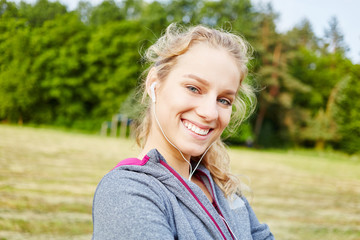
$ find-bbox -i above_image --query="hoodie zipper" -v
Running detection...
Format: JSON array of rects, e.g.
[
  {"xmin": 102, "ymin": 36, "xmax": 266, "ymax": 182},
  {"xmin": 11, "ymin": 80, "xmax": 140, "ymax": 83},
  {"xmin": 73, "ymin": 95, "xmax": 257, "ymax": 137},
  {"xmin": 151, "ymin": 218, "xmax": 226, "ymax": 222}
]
[
  {"xmin": 159, "ymin": 160, "xmax": 227, "ymax": 240},
  {"xmin": 196, "ymin": 170, "xmax": 237, "ymax": 240}
]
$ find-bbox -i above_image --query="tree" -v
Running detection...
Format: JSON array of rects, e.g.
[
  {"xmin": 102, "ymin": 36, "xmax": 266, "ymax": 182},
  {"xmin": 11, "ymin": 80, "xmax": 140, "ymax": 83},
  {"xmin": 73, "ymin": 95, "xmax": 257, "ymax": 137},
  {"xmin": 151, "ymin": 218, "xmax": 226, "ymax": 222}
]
[
  {"xmin": 120, "ymin": 0, "xmax": 145, "ymax": 20},
  {"xmin": 251, "ymin": 4, "xmax": 310, "ymax": 147},
  {"xmin": 333, "ymin": 66, "xmax": 360, "ymax": 154},
  {"xmin": 285, "ymin": 18, "xmax": 318, "ymax": 51},
  {"xmin": 196, "ymin": 0, "xmax": 256, "ymax": 39},
  {"xmin": 30, "ymin": 13, "xmax": 91, "ymax": 126},
  {"xmin": 85, "ymin": 20, "xmax": 145, "ymax": 119},
  {"xmin": 300, "ymin": 83, "xmax": 341, "ymax": 150},
  {"xmin": 18, "ymin": 0, "xmax": 67, "ymax": 27},
  {"xmin": 323, "ymin": 16, "xmax": 348, "ymax": 55},
  {"xmin": 165, "ymin": 0, "xmax": 201, "ymax": 25},
  {"xmin": 88, "ymin": 0, "xmax": 123, "ymax": 25},
  {"xmin": 0, "ymin": 19, "xmax": 36, "ymax": 123},
  {"xmin": 0, "ymin": 0, "xmax": 19, "ymax": 18},
  {"xmin": 140, "ymin": 0, "xmax": 168, "ymax": 34},
  {"xmin": 76, "ymin": 0, "xmax": 93, "ymax": 24}
]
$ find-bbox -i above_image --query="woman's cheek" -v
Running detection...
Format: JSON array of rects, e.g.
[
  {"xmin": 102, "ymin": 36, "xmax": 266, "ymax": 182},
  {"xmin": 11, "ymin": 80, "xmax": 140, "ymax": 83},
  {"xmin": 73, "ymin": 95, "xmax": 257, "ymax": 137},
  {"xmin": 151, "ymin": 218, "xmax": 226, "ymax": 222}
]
[{"xmin": 221, "ymin": 110, "xmax": 232, "ymax": 128}]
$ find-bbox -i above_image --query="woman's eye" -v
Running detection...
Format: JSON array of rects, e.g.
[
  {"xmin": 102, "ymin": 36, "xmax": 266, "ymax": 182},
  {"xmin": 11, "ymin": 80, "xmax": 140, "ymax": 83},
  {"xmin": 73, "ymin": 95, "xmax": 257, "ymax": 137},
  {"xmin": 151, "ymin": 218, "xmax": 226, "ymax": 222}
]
[
  {"xmin": 218, "ymin": 98, "xmax": 231, "ymax": 106},
  {"xmin": 187, "ymin": 86, "xmax": 200, "ymax": 93}
]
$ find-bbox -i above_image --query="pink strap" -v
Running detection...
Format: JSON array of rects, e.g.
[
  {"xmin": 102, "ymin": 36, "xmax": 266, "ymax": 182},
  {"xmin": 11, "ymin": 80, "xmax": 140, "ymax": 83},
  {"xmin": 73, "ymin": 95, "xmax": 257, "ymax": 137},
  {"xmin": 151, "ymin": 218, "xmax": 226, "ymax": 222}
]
[{"xmin": 111, "ymin": 155, "xmax": 150, "ymax": 171}]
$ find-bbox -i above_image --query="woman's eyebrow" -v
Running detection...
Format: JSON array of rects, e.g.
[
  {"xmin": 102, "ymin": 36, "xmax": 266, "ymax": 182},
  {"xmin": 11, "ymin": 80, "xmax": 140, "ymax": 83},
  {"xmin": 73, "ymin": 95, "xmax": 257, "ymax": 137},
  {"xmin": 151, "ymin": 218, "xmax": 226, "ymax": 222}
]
[
  {"xmin": 184, "ymin": 74, "xmax": 236, "ymax": 95},
  {"xmin": 183, "ymin": 74, "xmax": 209, "ymax": 86},
  {"xmin": 223, "ymin": 89, "xmax": 237, "ymax": 96}
]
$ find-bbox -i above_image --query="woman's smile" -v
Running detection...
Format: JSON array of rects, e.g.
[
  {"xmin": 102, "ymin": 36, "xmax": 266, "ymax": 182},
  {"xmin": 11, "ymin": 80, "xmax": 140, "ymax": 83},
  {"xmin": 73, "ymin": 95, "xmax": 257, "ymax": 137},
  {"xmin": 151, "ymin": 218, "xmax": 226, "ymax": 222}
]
[{"xmin": 181, "ymin": 119, "xmax": 213, "ymax": 137}]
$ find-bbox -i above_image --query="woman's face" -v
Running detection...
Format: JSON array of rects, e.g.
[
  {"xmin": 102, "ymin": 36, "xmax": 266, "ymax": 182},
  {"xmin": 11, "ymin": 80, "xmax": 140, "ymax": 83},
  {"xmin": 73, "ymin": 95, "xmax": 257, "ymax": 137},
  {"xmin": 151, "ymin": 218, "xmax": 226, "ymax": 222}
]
[{"xmin": 152, "ymin": 43, "xmax": 241, "ymax": 158}]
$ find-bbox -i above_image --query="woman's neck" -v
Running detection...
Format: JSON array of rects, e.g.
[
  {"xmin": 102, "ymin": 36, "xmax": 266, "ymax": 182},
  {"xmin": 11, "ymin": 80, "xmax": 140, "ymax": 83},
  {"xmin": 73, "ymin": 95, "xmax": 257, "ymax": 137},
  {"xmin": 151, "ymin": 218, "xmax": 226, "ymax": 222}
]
[{"xmin": 139, "ymin": 132, "xmax": 191, "ymax": 179}]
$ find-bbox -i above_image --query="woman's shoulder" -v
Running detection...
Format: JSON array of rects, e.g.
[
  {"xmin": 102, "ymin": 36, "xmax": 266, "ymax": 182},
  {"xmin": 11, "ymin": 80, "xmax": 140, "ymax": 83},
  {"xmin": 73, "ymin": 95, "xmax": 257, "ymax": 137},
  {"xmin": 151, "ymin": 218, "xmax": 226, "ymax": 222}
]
[
  {"xmin": 93, "ymin": 167, "xmax": 171, "ymax": 215},
  {"xmin": 95, "ymin": 167, "xmax": 162, "ymax": 197},
  {"xmin": 92, "ymin": 166, "xmax": 176, "ymax": 239}
]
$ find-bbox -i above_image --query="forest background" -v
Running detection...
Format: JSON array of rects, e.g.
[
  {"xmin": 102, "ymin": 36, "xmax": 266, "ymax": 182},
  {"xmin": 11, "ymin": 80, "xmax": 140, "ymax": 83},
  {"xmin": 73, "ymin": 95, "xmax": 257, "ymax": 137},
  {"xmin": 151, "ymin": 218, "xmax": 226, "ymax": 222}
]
[{"xmin": 1, "ymin": 0, "xmax": 359, "ymax": 154}]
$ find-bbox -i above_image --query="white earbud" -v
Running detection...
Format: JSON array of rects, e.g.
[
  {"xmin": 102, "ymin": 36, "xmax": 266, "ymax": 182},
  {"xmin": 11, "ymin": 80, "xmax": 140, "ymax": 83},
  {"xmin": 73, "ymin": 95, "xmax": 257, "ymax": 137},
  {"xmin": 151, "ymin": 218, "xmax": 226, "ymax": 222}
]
[{"xmin": 150, "ymin": 82, "xmax": 157, "ymax": 103}]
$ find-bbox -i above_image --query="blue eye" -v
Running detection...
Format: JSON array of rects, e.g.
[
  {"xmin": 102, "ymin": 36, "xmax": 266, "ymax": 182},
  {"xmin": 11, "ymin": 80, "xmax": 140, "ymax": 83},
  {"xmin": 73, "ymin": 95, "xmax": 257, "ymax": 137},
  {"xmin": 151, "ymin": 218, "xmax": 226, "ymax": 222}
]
[
  {"xmin": 218, "ymin": 98, "xmax": 231, "ymax": 106},
  {"xmin": 187, "ymin": 86, "xmax": 200, "ymax": 93}
]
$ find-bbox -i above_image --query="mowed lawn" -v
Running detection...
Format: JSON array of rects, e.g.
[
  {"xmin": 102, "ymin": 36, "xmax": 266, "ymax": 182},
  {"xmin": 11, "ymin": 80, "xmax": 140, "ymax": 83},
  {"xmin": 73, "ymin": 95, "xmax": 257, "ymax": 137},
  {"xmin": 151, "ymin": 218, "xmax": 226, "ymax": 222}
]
[{"xmin": 0, "ymin": 125, "xmax": 359, "ymax": 240}]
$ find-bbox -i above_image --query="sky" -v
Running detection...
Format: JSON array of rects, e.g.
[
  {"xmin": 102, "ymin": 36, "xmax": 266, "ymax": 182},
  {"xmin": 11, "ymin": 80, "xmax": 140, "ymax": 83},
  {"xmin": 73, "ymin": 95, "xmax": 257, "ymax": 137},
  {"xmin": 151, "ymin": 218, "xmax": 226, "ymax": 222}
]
[
  {"xmin": 9, "ymin": 0, "xmax": 360, "ymax": 63},
  {"xmin": 252, "ymin": 0, "xmax": 360, "ymax": 63}
]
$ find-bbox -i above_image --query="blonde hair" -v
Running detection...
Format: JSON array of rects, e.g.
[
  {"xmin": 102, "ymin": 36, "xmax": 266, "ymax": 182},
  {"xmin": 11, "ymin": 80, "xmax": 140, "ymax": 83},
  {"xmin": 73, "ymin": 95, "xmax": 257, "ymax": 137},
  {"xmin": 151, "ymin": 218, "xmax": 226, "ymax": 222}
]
[{"xmin": 135, "ymin": 23, "xmax": 256, "ymax": 197}]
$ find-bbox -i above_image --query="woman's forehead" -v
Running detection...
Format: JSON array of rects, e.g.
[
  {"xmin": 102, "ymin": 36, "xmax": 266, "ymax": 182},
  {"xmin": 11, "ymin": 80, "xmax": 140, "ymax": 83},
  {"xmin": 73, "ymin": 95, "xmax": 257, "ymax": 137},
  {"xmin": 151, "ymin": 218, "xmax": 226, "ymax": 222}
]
[{"xmin": 160, "ymin": 43, "xmax": 241, "ymax": 91}]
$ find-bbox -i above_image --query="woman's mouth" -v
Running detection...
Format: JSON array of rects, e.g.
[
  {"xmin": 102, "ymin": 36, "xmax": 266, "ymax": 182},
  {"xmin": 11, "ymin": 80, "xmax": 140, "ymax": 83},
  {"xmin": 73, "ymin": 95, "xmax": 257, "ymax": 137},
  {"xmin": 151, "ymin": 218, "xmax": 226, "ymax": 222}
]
[{"xmin": 183, "ymin": 120, "xmax": 212, "ymax": 136}]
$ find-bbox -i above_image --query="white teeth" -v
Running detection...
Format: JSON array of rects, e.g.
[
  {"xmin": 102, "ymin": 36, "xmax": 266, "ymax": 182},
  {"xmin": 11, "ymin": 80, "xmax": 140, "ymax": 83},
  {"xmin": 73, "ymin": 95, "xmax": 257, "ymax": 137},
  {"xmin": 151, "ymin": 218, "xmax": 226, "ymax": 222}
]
[{"xmin": 183, "ymin": 121, "xmax": 210, "ymax": 136}]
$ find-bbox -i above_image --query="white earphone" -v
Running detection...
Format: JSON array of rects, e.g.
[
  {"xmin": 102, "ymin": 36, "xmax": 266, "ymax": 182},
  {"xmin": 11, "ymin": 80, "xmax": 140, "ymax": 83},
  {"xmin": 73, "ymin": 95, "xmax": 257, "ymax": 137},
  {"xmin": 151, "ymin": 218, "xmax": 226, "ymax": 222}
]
[{"xmin": 150, "ymin": 82, "xmax": 157, "ymax": 103}]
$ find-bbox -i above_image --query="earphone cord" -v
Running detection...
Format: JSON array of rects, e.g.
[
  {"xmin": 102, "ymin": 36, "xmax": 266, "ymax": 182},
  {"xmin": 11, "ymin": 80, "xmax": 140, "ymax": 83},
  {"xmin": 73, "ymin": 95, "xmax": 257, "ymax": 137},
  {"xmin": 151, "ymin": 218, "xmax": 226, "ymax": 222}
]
[{"xmin": 153, "ymin": 104, "xmax": 215, "ymax": 181}]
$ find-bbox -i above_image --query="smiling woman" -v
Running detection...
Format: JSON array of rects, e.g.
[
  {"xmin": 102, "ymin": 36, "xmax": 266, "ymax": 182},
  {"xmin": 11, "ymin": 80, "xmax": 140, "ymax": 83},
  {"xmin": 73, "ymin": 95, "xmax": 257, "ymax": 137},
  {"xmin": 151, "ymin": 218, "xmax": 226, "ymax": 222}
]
[{"xmin": 92, "ymin": 23, "xmax": 275, "ymax": 240}]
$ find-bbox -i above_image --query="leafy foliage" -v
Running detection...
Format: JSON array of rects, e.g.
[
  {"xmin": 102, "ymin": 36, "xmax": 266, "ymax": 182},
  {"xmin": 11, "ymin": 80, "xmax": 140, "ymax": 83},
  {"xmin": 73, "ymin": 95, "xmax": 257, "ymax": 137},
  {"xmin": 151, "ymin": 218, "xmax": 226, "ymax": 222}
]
[
  {"xmin": 0, "ymin": 0, "xmax": 359, "ymax": 153},
  {"xmin": 333, "ymin": 67, "xmax": 360, "ymax": 154}
]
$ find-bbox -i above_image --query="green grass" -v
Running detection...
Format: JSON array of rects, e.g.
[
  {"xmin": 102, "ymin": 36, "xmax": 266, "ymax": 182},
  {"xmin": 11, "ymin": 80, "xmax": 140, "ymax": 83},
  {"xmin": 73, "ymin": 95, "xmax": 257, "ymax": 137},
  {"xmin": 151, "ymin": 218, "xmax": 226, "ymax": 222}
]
[
  {"xmin": 228, "ymin": 148, "xmax": 360, "ymax": 239},
  {"xmin": 0, "ymin": 125, "xmax": 359, "ymax": 239}
]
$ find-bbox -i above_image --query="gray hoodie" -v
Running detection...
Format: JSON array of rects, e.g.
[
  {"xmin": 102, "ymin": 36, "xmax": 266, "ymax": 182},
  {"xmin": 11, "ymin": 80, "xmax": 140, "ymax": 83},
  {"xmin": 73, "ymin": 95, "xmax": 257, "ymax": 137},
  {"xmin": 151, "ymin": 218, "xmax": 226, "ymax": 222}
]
[{"xmin": 92, "ymin": 149, "xmax": 274, "ymax": 240}]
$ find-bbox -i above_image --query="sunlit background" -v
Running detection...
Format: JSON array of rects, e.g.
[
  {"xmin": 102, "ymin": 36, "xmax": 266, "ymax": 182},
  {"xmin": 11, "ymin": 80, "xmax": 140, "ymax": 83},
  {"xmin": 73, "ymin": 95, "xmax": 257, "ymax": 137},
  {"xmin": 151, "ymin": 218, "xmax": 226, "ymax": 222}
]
[
  {"xmin": 10, "ymin": 0, "xmax": 360, "ymax": 63},
  {"xmin": 1, "ymin": 0, "xmax": 359, "ymax": 239}
]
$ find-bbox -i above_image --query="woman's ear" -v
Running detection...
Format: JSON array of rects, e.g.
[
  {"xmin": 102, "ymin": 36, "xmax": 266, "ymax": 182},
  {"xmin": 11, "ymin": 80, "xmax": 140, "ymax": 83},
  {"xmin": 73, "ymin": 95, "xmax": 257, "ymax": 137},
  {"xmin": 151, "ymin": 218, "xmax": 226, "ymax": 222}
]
[{"xmin": 146, "ymin": 67, "xmax": 158, "ymax": 99}]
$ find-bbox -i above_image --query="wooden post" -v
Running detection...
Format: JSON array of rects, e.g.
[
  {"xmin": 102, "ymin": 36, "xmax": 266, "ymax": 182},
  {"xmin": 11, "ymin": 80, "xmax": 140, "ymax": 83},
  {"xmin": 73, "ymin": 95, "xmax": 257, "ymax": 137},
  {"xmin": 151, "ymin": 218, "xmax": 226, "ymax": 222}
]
[
  {"xmin": 129, "ymin": 121, "xmax": 135, "ymax": 138},
  {"xmin": 120, "ymin": 115, "xmax": 128, "ymax": 138},
  {"xmin": 101, "ymin": 121, "xmax": 108, "ymax": 136},
  {"xmin": 111, "ymin": 115, "xmax": 118, "ymax": 137}
]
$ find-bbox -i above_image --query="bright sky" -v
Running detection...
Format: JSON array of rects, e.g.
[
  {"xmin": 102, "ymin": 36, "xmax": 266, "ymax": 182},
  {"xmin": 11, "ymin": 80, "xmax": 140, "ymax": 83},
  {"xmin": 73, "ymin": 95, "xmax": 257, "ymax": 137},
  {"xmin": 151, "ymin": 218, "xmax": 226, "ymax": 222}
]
[
  {"xmin": 252, "ymin": 0, "xmax": 360, "ymax": 63},
  {"xmin": 9, "ymin": 0, "xmax": 360, "ymax": 63}
]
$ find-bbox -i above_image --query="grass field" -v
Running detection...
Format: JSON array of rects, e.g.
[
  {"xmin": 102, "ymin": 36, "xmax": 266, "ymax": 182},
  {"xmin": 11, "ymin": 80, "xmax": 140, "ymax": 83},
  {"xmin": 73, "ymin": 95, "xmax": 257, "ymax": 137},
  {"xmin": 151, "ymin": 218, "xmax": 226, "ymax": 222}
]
[{"xmin": 0, "ymin": 125, "xmax": 359, "ymax": 240}]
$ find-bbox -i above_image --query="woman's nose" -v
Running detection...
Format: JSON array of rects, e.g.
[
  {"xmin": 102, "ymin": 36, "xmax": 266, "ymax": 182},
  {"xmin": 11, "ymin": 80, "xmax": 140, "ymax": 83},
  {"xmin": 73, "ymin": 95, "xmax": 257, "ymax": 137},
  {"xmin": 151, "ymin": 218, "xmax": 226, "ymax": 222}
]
[{"xmin": 195, "ymin": 97, "xmax": 219, "ymax": 121}]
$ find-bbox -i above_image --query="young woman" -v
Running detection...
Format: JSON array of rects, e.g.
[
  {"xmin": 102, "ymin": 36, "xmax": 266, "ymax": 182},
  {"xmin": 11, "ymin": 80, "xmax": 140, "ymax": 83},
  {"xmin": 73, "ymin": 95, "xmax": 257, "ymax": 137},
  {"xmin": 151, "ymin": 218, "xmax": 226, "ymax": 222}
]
[{"xmin": 92, "ymin": 24, "xmax": 274, "ymax": 240}]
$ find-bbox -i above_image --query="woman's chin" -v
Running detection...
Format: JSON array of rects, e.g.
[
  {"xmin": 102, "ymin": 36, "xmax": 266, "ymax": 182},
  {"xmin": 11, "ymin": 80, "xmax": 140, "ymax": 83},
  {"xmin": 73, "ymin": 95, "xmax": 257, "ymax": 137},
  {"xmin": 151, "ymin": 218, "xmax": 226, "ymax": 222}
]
[{"xmin": 181, "ymin": 147, "xmax": 208, "ymax": 159}]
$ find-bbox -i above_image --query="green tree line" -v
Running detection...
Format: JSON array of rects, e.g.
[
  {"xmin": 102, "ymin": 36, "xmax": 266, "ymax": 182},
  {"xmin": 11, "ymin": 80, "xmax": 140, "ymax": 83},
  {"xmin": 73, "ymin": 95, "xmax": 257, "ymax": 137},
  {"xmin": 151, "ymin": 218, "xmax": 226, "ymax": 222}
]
[{"xmin": 0, "ymin": 0, "xmax": 359, "ymax": 153}]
